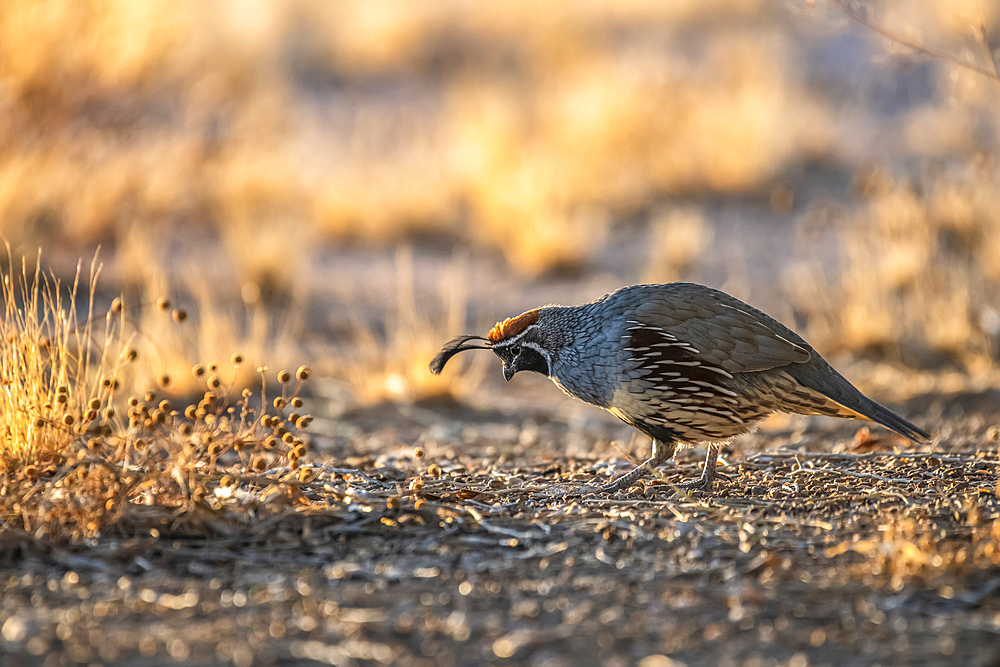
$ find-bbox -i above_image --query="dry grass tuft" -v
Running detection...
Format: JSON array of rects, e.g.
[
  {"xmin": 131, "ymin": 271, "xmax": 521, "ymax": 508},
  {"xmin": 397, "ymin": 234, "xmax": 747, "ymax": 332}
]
[
  {"xmin": 0, "ymin": 253, "xmax": 120, "ymax": 472},
  {"xmin": 0, "ymin": 254, "xmax": 316, "ymax": 542}
]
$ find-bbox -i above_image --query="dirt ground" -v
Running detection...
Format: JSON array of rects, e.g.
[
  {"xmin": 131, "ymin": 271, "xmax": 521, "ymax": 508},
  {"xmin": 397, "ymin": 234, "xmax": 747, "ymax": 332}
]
[{"xmin": 2, "ymin": 383, "xmax": 998, "ymax": 667}]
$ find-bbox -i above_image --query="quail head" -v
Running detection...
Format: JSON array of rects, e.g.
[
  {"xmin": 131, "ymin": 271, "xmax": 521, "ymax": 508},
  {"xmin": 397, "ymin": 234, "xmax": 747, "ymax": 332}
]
[{"xmin": 430, "ymin": 283, "xmax": 929, "ymax": 493}]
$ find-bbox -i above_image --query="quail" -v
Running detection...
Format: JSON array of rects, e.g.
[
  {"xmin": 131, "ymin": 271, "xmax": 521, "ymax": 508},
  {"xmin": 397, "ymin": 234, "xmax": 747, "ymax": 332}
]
[{"xmin": 430, "ymin": 283, "xmax": 929, "ymax": 493}]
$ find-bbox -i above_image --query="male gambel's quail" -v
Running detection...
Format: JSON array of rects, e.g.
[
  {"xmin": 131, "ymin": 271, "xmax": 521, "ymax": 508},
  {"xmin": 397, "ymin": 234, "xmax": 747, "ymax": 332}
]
[{"xmin": 430, "ymin": 283, "xmax": 929, "ymax": 493}]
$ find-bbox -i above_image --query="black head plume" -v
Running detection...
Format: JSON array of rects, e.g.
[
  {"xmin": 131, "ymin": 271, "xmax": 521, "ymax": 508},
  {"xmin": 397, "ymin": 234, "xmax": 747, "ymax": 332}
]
[{"xmin": 429, "ymin": 334, "xmax": 491, "ymax": 374}]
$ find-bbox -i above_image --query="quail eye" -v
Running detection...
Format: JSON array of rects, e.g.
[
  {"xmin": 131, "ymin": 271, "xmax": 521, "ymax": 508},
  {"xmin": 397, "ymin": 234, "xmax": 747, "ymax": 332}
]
[{"xmin": 512, "ymin": 344, "xmax": 521, "ymax": 356}]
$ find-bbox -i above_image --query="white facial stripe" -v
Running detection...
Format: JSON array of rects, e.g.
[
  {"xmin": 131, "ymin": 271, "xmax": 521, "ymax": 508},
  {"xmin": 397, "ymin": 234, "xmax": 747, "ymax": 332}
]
[{"xmin": 490, "ymin": 327, "xmax": 534, "ymax": 350}]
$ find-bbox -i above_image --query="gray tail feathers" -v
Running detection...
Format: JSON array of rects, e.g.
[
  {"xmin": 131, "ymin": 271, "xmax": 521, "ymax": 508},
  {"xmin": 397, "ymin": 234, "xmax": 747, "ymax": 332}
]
[
  {"xmin": 790, "ymin": 357, "xmax": 930, "ymax": 442},
  {"xmin": 853, "ymin": 396, "xmax": 930, "ymax": 442}
]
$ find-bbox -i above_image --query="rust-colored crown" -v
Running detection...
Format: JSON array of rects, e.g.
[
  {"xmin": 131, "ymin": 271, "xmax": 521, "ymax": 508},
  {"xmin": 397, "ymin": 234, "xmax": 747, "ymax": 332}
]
[{"xmin": 488, "ymin": 309, "xmax": 540, "ymax": 344}]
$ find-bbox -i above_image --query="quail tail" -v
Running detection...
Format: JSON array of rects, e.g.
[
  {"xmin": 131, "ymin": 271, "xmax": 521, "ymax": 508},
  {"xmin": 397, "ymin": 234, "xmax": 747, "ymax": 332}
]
[
  {"xmin": 788, "ymin": 357, "xmax": 930, "ymax": 442},
  {"xmin": 849, "ymin": 396, "xmax": 930, "ymax": 442}
]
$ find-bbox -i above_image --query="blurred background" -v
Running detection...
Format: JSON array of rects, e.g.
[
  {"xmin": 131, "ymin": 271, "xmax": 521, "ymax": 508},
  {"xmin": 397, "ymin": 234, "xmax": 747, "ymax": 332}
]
[{"xmin": 1, "ymin": 0, "xmax": 998, "ymax": 414}]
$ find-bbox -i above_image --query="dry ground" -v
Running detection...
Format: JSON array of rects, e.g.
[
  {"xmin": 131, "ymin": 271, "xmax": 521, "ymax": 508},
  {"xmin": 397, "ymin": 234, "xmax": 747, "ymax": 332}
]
[{"xmin": 2, "ymin": 387, "xmax": 999, "ymax": 667}]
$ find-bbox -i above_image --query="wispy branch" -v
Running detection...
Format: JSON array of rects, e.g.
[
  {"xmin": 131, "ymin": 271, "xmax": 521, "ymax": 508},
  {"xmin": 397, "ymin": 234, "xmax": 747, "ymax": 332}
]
[{"xmin": 829, "ymin": 0, "xmax": 1000, "ymax": 83}]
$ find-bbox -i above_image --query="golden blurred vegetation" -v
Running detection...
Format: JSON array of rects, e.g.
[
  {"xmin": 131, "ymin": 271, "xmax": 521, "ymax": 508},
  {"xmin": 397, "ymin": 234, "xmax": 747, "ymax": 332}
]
[{"xmin": 0, "ymin": 0, "xmax": 998, "ymax": 408}]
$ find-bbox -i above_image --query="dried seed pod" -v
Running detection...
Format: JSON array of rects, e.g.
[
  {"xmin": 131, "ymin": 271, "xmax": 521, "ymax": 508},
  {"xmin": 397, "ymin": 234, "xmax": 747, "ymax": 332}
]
[
  {"xmin": 264, "ymin": 436, "xmax": 279, "ymax": 450},
  {"xmin": 296, "ymin": 366, "xmax": 310, "ymax": 381},
  {"xmin": 158, "ymin": 374, "xmax": 171, "ymax": 388},
  {"xmin": 278, "ymin": 370, "xmax": 291, "ymax": 384},
  {"xmin": 184, "ymin": 405, "xmax": 197, "ymax": 421},
  {"xmin": 103, "ymin": 407, "xmax": 115, "ymax": 420},
  {"xmin": 252, "ymin": 457, "xmax": 267, "ymax": 472},
  {"xmin": 110, "ymin": 297, "xmax": 123, "ymax": 314},
  {"xmin": 192, "ymin": 364, "xmax": 205, "ymax": 378},
  {"xmin": 62, "ymin": 414, "xmax": 75, "ymax": 426},
  {"xmin": 87, "ymin": 437, "xmax": 101, "ymax": 450},
  {"xmin": 414, "ymin": 448, "xmax": 425, "ymax": 459},
  {"xmin": 282, "ymin": 432, "xmax": 295, "ymax": 445},
  {"xmin": 83, "ymin": 409, "xmax": 98, "ymax": 422},
  {"xmin": 427, "ymin": 463, "xmax": 442, "ymax": 477},
  {"xmin": 295, "ymin": 416, "xmax": 312, "ymax": 429},
  {"xmin": 128, "ymin": 396, "xmax": 140, "ymax": 408},
  {"xmin": 56, "ymin": 393, "xmax": 68, "ymax": 405},
  {"xmin": 207, "ymin": 362, "xmax": 219, "ymax": 373},
  {"xmin": 273, "ymin": 397, "xmax": 286, "ymax": 410},
  {"xmin": 298, "ymin": 468, "xmax": 315, "ymax": 483},
  {"xmin": 144, "ymin": 392, "xmax": 156, "ymax": 403},
  {"xmin": 89, "ymin": 398, "xmax": 102, "ymax": 411},
  {"xmin": 386, "ymin": 496, "xmax": 400, "ymax": 510},
  {"xmin": 230, "ymin": 353, "xmax": 244, "ymax": 366},
  {"xmin": 156, "ymin": 297, "xmax": 171, "ymax": 311},
  {"xmin": 207, "ymin": 375, "xmax": 221, "ymax": 389},
  {"xmin": 33, "ymin": 417, "xmax": 45, "ymax": 428},
  {"xmin": 158, "ymin": 400, "xmax": 172, "ymax": 413},
  {"xmin": 180, "ymin": 424, "xmax": 192, "ymax": 436},
  {"xmin": 172, "ymin": 309, "xmax": 187, "ymax": 323},
  {"xmin": 124, "ymin": 348, "xmax": 138, "ymax": 362}
]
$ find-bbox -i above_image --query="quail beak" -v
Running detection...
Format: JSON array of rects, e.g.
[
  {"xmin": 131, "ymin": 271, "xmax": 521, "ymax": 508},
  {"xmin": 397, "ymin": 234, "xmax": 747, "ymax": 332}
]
[{"xmin": 503, "ymin": 363, "xmax": 516, "ymax": 382}]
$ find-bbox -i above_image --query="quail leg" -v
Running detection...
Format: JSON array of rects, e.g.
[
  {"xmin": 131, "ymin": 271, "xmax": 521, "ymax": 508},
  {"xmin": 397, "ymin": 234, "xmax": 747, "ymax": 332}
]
[
  {"xmin": 596, "ymin": 439, "xmax": 677, "ymax": 494},
  {"xmin": 675, "ymin": 443, "xmax": 723, "ymax": 491}
]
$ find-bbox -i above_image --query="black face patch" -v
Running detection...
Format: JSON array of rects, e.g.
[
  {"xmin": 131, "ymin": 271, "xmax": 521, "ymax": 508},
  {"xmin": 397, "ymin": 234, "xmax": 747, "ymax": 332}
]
[
  {"xmin": 515, "ymin": 346, "xmax": 549, "ymax": 376},
  {"xmin": 493, "ymin": 342, "xmax": 549, "ymax": 378}
]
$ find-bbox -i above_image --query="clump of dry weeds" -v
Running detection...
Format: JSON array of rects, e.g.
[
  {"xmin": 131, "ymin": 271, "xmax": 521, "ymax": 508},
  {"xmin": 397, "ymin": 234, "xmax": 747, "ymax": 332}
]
[{"xmin": 0, "ymin": 256, "xmax": 316, "ymax": 543}]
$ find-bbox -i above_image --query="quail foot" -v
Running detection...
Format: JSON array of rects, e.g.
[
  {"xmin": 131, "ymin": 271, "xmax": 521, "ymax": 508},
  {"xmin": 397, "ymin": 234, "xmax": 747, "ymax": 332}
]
[{"xmin": 430, "ymin": 283, "xmax": 929, "ymax": 494}]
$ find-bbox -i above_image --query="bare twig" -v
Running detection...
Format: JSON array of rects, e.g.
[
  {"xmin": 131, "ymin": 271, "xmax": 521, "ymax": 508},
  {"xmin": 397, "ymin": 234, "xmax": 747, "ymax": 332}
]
[
  {"xmin": 829, "ymin": 0, "xmax": 1000, "ymax": 83},
  {"xmin": 975, "ymin": 23, "xmax": 1000, "ymax": 79}
]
